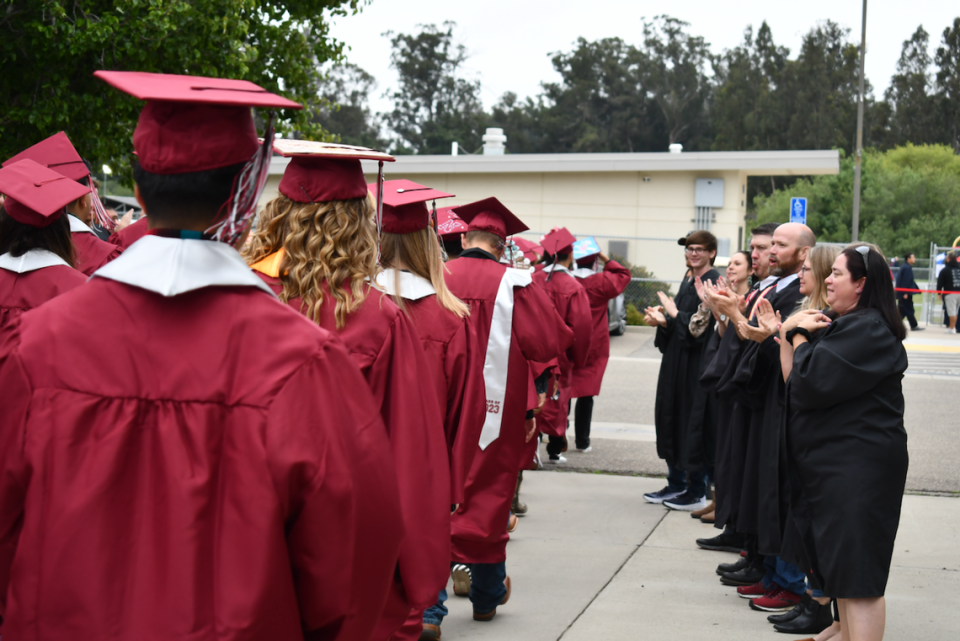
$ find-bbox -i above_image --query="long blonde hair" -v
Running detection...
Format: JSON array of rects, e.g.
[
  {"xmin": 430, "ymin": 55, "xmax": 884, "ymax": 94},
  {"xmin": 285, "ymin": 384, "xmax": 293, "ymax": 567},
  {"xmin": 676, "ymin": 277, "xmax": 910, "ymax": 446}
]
[
  {"xmin": 244, "ymin": 193, "xmax": 379, "ymax": 328},
  {"xmin": 799, "ymin": 244, "xmax": 842, "ymax": 311},
  {"xmin": 380, "ymin": 228, "xmax": 469, "ymax": 318}
]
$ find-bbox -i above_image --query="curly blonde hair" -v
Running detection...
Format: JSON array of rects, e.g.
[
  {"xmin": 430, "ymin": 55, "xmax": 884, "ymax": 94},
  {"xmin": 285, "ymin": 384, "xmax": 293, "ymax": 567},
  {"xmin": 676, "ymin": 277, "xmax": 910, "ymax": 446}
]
[{"xmin": 244, "ymin": 193, "xmax": 379, "ymax": 328}]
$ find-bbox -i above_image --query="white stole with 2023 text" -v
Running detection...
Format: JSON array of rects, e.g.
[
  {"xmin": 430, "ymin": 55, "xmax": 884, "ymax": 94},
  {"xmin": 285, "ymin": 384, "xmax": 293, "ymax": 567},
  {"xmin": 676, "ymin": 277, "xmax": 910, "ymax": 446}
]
[{"xmin": 478, "ymin": 267, "xmax": 533, "ymax": 450}]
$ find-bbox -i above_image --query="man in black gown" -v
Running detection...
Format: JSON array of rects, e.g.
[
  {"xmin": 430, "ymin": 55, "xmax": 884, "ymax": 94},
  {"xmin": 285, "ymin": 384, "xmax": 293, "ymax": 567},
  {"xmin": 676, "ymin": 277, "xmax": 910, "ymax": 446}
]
[{"xmin": 642, "ymin": 231, "xmax": 720, "ymax": 512}]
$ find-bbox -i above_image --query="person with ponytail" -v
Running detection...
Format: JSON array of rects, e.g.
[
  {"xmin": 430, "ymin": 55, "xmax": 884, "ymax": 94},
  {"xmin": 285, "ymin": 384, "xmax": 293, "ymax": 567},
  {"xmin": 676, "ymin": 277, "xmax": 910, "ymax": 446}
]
[
  {"xmin": 373, "ymin": 181, "xmax": 486, "ymax": 641},
  {"xmin": 0, "ymin": 160, "xmax": 87, "ymax": 336},
  {"xmin": 245, "ymin": 144, "xmax": 451, "ymax": 641}
]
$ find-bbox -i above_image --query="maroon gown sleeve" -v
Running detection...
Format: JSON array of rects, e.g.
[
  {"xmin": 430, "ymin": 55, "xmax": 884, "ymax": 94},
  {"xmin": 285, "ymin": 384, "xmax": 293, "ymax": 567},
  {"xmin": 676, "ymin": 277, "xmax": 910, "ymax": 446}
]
[
  {"xmin": 513, "ymin": 283, "xmax": 573, "ymax": 364},
  {"xmin": 365, "ymin": 312, "xmax": 451, "ymax": 609},
  {"xmin": 444, "ymin": 319, "xmax": 485, "ymax": 506},
  {"xmin": 596, "ymin": 260, "xmax": 631, "ymax": 300},
  {"xmin": 270, "ymin": 343, "xmax": 404, "ymax": 641},
  {"xmin": 0, "ymin": 326, "xmax": 30, "ymax": 619}
]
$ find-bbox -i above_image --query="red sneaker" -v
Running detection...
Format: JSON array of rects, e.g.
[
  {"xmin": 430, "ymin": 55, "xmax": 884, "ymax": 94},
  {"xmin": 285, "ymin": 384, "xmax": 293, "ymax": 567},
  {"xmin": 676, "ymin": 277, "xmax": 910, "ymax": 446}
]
[
  {"xmin": 737, "ymin": 581, "xmax": 770, "ymax": 599},
  {"xmin": 749, "ymin": 587, "xmax": 801, "ymax": 612}
]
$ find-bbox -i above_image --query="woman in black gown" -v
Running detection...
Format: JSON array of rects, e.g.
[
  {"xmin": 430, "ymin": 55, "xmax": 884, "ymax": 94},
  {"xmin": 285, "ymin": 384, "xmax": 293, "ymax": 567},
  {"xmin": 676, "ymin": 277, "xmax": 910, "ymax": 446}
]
[{"xmin": 778, "ymin": 244, "xmax": 908, "ymax": 641}]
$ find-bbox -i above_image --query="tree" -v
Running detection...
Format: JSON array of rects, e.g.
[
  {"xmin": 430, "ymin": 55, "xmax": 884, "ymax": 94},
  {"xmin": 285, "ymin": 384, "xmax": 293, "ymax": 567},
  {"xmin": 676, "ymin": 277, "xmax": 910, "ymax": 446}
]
[
  {"xmin": 886, "ymin": 26, "xmax": 939, "ymax": 146},
  {"xmin": 641, "ymin": 16, "xmax": 716, "ymax": 149},
  {"xmin": 384, "ymin": 22, "xmax": 487, "ymax": 154},
  {"xmin": 712, "ymin": 22, "xmax": 790, "ymax": 152},
  {"xmin": 935, "ymin": 18, "xmax": 960, "ymax": 152},
  {"xmin": 0, "ymin": 0, "xmax": 360, "ymax": 183},
  {"xmin": 312, "ymin": 63, "xmax": 387, "ymax": 149}
]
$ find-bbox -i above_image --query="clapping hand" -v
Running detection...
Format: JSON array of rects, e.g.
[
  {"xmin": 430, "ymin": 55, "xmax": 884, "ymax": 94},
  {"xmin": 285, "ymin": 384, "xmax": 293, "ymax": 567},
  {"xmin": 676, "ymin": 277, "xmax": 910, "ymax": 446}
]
[
  {"xmin": 643, "ymin": 305, "xmax": 666, "ymax": 327},
  {"xmin": 657, "ymin": 291, "xmax": 678, "ymax": 318},
  {"xmin": 736, "ymin": 298, "xmax": 781, "ymax": 343}
]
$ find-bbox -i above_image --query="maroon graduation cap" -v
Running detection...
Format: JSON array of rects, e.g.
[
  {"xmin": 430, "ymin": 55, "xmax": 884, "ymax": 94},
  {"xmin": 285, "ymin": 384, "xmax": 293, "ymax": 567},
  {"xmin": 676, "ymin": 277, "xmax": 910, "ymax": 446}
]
[
  {"xmin": 94, "ymin": 70, "xmax": 302, "ymax": 245},
  {"xmin": 0, "ymin": 159, "xmax": 91, "ymax": 228},
  {"xmin": 436, "ymin": 206, "xmax": 469, "ymax": 238},
  {"xmin": 365, "ymin": 179, "xmax": 453, "ymax": 234},
  {"xmin": 541, "ymin": 227, "xmax": 576, "ymax": 256},
  {"xmin": 453, "ymin": 197, "xmax": 528, "ymax": 240},
  {"xmin": 273, "ymin": 139, "xmax": 395, "ymax": 204}
]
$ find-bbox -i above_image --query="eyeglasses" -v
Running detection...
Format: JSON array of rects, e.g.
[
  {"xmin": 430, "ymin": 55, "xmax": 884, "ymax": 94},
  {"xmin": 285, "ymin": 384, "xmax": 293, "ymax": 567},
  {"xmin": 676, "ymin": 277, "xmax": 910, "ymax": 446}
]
[
  {"xmin": 800, "ymin": 266, "xmax": 812, "ymax": 275},
  {"xmin": 855, "ymin": 245, "xmax": 870, "ymax": 272},
  {"xmin": 685, "ymin": 246, "xmax": 708, "ymax": 255}
]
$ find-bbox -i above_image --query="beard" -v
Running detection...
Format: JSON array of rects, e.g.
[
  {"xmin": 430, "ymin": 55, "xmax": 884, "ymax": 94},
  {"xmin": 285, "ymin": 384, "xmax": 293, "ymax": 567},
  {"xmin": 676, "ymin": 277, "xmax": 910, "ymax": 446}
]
[{"xmin": 770, "ymin": 249, "xmax": 802, "ymax": 277}]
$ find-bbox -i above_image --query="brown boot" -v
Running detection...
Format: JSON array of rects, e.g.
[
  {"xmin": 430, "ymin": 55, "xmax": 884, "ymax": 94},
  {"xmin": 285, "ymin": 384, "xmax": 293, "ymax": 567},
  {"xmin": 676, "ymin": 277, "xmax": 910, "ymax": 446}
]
[
  {"xmin": 691, "ymin": 500, "xmax": 716, "ymax": 519},
  {"xmin": 699, "ymin": 510, "xmax": 716, "ymax": 524},
  {"xmin": 512, "ymin": 472, "xmax": 527, "ymax": 516},
  {"xmin": 419, "ymin": 623, "xmax": 441, "ymax": 640},
  {"xmin": 473, "ymin": 576, "xmax": 511, "ymax": 621}
]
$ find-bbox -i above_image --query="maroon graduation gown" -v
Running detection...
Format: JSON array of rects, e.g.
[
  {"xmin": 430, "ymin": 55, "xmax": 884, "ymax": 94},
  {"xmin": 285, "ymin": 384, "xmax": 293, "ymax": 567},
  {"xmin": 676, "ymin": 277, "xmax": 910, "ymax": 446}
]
[
  {"xmin": 108, "ymin": 216, "xmax": 150, "ymax": 250},
  {"xmin": 0, "ymin": 276, "xmax": 404, "ymax": 641},
  {"xmin": 568, "ymin": 260, "xmax": 632, "ymax": 398},
  {"xmin": 532, "ymin": 266, "xmax": 593, "ymax": 437},
  {"xmin": 0, "ymin": 264, "xmax": 86, "ymax": 335},
  {"xmin": 255, "ymin": 274, "xmax": 451, "ymax": 614},
  {"xmin": 72, "ymin": 229, "xmax": 122, "ymax": 276},
  {"xmin": 400, "ymin": 293, "xmax": 485, "ymax": 507},
  {"xmin": 444, "ymin": 251, "xmax": 569, "ymax": 563}
]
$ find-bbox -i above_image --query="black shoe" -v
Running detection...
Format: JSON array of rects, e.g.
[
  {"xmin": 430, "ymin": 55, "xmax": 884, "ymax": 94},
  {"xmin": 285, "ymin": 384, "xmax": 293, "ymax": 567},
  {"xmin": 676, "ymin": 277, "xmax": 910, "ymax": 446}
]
[
  {"xmin": 773, "ymin": 598, "xmax": 834, "ymax": 634},
  {"xmin": 768, "ymin": 592, "xmax": 810, "ymax": 623},
  {"xmin": 716, "ymin": 555, "xmax": 750, "ymax": 576},
  {"xmin": 719, "ymin": 560, "xmax": 765, "ymax": 586},
  {"xmin": 696, "ymin": 529, "xmax": 745, "ymax": 553}
]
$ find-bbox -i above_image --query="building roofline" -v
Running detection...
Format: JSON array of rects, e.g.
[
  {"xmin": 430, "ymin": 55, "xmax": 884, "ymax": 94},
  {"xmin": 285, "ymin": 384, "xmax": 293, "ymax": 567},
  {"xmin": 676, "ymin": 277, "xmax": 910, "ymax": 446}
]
[{"xmin": 268, "ymin": 149, "xmax": 840, "ymax": 177}]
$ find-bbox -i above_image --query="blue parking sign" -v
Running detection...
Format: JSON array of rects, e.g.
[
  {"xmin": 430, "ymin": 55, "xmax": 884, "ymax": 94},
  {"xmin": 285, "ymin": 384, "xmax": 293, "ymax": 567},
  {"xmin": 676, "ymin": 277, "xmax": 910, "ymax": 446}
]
[{"xmin": 790, "ymin": 197, "xmax": 807, "ymax": 224}]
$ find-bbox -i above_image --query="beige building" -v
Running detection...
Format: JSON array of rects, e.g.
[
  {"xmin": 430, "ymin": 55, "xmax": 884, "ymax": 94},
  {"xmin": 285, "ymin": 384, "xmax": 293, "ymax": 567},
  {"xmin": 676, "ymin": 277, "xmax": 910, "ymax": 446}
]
[{"xmin": 260, "ymin": 149, "xmax": 839, "ymax": 280}]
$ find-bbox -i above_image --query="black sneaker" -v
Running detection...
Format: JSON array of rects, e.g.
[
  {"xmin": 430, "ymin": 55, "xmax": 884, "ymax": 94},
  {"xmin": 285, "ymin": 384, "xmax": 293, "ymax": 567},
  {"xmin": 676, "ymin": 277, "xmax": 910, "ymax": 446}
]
[
  {"xmin": 696, "ymin": 529, "xmax": 745, "ymax": 553},
  {"xmin": 663, "ymin": 491, "xmax": 708, "ymax": 511},
  {"xmin": 772, "ymin": 598, "xmax": 834, "ymax": 634},
  {"xmin": 768, "ymin": 592, "xmax": 810, "ymax": 623},
  {"xmin": 716, "ymin": 554, "xmax": 750, "ymax": 576},
  {"xmin": 642, "ymin": 486, "xmax": 685, "ymax": 504},
  {"xmin": 719, "ymin": 560, "xmax": 766, "ymax": 586}
]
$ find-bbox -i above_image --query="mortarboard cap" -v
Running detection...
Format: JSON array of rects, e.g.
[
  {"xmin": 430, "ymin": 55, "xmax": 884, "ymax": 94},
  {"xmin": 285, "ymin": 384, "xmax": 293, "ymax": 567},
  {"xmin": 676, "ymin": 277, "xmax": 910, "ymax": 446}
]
[
  {"xmin": 573, "ymin": 236, "xmax": 602, "ymax": 263},
  {"xmin": 274, "ymin": 139, "xmax": 395, "ymax": 203},
  {"xmin": 453, "ymin": 197, "xmax": 528, "ymax": 240},
  {"xmin": 541, "ymin": 227, "xmax": 576, "ymax": 256},
  {"xmin": 94, "ymin": 70, "xmax": 301, "ymax": 175},
  {"xmin": 436, "ymin": 206, "xmax": 468, "ymax": 238},
  {"xmin": 368, "ymin": 179, "xmax": 453, "ymax": 234},
  {"xmin": 0, "ymin": 159, "xmax": 91, "ymax": 228},
  {"xmin": 512, "ymin": 237, "xmax": 544, "ymax": 262},
  {"xmin": 4, "ymin": 132, "xmax": 91, "ymax": 182}
]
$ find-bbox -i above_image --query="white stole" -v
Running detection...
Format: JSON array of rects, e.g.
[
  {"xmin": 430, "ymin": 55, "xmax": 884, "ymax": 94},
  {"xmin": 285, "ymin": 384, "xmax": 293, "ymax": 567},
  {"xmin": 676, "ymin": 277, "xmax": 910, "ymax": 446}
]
[{"xmin": 478, "ymin": 267, "xmax": 533, "ymax": 450}]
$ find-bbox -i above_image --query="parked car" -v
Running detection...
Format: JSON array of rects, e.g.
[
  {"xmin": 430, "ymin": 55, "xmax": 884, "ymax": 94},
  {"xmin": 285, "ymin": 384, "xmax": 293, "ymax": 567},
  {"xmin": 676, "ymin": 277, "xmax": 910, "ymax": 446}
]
[{"xmin": 608, "ymin": 293, "xmax": 626, "ymax": 336}]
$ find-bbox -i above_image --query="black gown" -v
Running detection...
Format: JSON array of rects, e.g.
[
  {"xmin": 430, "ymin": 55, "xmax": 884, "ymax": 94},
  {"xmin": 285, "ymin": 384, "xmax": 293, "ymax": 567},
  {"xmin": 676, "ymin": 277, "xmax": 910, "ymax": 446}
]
[
  {"xmin": 654, "ymin": 270, "xmax": 719, "ymax": 473},
  {"xmin": 786, "ymin": 308, "xmax": 909, "ymax": 597}
]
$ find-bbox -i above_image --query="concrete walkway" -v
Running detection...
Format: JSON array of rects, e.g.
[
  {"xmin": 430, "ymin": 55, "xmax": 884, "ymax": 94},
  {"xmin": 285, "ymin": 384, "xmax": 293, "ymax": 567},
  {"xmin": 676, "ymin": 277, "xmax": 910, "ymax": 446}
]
[{"xmin": 435, "ymin": 471, "xmax": 958, "ymax": 640}]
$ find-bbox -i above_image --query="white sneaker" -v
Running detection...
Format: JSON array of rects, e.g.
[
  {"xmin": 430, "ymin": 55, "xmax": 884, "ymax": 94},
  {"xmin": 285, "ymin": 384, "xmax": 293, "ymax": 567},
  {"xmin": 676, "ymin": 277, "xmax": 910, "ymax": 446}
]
[
  {"xmin": 547, "ymin": 454, "xmax": 567, "ymax": 464},
  {"xmin": 576, "ymin": 446, "xmax": 593, "ymax": 453},
  {"xmin": 946, "ymin": 329, "xmax": 955, "ymax": 334}
]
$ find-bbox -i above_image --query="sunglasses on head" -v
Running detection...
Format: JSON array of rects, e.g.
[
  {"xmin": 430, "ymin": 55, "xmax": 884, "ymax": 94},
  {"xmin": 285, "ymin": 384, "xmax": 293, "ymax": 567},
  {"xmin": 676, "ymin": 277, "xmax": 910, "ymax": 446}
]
[{"xmin": 855, "ymin": 245, "xmax": 870, "ymax": 272}]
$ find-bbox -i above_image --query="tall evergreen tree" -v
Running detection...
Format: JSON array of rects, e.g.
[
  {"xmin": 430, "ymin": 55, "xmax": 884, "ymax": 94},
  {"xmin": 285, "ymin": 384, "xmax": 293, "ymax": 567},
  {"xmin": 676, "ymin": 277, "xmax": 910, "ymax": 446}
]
[
  {"xmin": 383, "ymin": 22, "xmax": 486, "ymax": 154},
  {"xmin": 935, "ymin": 18, "xmax": 960, "ymax": 152},
  {"xmin": 886, "ymin": 26, "xmax": 938, "ymax": 146},
  {"xmin": 312, "ymin": 63, "xmax": 387, "ymax": 149}
]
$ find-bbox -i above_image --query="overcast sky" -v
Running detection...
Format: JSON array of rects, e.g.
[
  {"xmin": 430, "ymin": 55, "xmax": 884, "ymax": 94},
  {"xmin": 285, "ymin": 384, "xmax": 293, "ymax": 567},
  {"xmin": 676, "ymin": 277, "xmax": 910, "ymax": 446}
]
[{"xmin": 329, "ymin": 1, "xmax": 958, "ymax": 116}]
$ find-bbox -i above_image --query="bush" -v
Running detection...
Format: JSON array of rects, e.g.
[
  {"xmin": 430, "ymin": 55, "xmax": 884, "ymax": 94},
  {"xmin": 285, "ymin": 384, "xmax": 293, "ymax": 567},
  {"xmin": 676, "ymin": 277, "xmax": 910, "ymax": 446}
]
[{"xmin": 626, "ymin": 303, "xmax": 646, "ymax": 326}]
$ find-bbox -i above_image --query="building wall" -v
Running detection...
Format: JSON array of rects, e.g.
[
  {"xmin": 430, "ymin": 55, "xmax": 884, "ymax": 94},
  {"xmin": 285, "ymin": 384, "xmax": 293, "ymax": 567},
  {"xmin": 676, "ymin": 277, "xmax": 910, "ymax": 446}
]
[{"xmin": 259, "ymin": 168, "xmax": 748, "ymax": 280}]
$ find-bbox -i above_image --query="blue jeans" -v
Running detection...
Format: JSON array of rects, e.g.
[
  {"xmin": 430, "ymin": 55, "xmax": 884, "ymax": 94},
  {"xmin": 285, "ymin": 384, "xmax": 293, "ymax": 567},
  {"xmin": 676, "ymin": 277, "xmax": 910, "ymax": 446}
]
[
  {"xmin": 470, "ymin": 562, "xmax": 507, "ymax": 614},
  {"xmin": 762, "ymin": 556, "xmax": 806, "ymax": 596},
  {"xmin": 666, "ymin": 461, "xmax": 707, "ymax": 498},
  {"xmin": 423, "ymin": 589, "xmax": 447, "ymax": 626},
  {"xmin": 808, "ymin": 576, "xmax": 824, "ymax": 598}
]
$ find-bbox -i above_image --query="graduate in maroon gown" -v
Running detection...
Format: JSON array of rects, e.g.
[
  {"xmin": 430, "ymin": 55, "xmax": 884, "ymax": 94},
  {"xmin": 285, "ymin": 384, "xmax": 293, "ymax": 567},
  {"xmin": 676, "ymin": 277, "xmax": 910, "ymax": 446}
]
[
  {"xmin": 373, "ymin": 180, "xmax": 486, "ymax": 641},
  {"xmin": 0, "ymin": 72, "xmax": 404, "ymax": 641},
  {"xmin": 245, "ymin": 141, "xmax": 451, "ymax": 641},
  {"xmin": 4, "ymin": 131, "xmax": 122, "ymax": 275},
  {"xmin": 568, "ymin": 251, "xmax": 632, "ymax": 450},
  {"xmin": 0, "ymin": 160, "xmax": 88, "ymax": 335},
  {"xmin": 440, "ymin": 197, "xmax": 570, "ymax": 624},
  {"xmin": 533, "ymin": 228, "xmax": 593, "ymax": 463}
]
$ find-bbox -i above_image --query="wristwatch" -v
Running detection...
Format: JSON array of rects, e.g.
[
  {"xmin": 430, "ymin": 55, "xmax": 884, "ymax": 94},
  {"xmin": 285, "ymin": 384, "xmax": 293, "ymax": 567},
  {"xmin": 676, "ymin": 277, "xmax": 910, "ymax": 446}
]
[
  {"xmin": 785, "ymin": 327, "xmax": 812, "ymax": 346},
  {"xmin": 719, "ymin": 314, "xmax": 727, "ymax": 322}
]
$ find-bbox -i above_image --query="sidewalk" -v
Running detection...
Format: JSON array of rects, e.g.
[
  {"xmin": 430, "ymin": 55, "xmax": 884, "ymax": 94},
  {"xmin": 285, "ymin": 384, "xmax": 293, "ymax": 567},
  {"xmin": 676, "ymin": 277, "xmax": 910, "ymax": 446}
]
[{"xmin": 434, "ymin": 471, "xmax": 958, "ymax": 640}]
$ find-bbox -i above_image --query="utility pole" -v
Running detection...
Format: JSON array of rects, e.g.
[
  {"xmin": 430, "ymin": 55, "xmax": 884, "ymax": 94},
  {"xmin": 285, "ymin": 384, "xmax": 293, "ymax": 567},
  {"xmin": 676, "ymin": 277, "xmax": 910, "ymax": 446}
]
[{"xmin": 851, "ymin": 0, "xmax": 867, "ymax": 242}]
